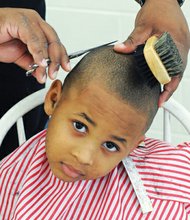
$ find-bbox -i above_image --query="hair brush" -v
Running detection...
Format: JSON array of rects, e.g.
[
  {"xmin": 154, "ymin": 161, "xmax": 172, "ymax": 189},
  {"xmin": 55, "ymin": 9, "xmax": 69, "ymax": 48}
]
[{"xmin": 134, "ymin": 32, "xmax": 183, "ymax": 86}]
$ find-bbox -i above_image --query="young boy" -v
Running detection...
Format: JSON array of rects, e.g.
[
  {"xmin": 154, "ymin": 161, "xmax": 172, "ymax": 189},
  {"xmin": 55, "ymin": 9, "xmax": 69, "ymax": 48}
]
[{"xmin": 1, "ymin": 46, "xmax": 190, "ymax": 219}]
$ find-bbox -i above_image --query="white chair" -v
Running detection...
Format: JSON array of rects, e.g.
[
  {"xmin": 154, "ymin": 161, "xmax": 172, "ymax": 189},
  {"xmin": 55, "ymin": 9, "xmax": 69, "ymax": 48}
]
[
  {"xmin": 0, "ymin": 88, "xmax": 48, "ymax": 146},
  {"xmin": 0, "ymin": 89, "xmax": 190, "ymax": 146},
  {"xmin": 163, "ymin": 99, "xmax": 190, "ymax": 143}
]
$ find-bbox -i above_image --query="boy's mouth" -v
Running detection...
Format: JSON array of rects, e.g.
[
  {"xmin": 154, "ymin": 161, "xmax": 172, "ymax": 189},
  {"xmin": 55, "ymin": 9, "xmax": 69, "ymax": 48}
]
[{"xmin": 60, "ymin": 162, "xmax": 85, "ymax": 179}]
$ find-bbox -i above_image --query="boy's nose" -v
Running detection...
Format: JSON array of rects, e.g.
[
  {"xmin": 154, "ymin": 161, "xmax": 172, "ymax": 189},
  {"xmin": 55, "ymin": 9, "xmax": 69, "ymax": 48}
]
[{"xmin": 71, "ymin": 144, "xmax": 95, "ymax": 166}]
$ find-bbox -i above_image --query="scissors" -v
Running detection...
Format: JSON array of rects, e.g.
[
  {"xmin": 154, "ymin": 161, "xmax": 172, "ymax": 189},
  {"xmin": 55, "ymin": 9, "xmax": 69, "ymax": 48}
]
[{"xmin": 26, "ymin": 40, "xmax": 117, "ymax": 76}]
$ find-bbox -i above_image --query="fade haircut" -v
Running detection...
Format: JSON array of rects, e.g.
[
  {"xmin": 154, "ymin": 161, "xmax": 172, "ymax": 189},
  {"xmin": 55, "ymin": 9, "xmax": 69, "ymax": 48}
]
[{"xmin": 63, "ymin": 46, "xmax": 161, "ymax": 132}]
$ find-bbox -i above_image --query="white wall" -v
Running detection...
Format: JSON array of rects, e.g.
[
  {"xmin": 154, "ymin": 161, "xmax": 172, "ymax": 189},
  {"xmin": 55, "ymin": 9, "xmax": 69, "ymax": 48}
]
[{"xmin": 46, "ymin": 0, "xmax": 190, "ymax": 145}]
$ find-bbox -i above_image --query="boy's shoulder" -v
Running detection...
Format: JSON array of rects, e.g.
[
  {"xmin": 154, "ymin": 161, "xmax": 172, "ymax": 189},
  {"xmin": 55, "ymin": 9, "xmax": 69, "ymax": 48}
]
[
  {"xmin": 132, "ymin": 137, "xmax": 190, "ymax": 161},
  {"xmin": 0, "ymin": 130, "xmax": 47, "ymax": 170},
  {"xmin": 130, "ymin": 137, "xmax": 190, "ymax": 203}
]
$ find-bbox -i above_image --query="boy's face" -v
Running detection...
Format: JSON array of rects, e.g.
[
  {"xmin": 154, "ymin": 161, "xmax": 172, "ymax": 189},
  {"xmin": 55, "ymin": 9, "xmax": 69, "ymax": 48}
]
[{"xmin": 45, "ymin": 80, "xmax": 146, "ymax": 182}]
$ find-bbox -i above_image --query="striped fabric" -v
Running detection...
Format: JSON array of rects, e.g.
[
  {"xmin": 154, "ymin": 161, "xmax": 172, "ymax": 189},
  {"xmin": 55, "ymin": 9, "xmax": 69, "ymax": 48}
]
[{"xmin": 1, "ymin": 130, "xmax": 190, "ymax": 220}]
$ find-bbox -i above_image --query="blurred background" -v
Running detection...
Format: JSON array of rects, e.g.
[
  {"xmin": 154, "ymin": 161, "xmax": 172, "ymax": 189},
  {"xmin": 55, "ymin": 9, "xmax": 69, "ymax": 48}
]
[{"xmin": 46, "ymin": 0, "xmax": 190, "ymax": 145}]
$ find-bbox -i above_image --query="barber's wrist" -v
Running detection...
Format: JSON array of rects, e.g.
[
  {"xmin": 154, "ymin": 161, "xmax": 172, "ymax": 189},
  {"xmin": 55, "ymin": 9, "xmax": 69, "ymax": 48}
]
[{"xmin": 135, "ymin": 0, "xmax": 184, "ymax": 7}]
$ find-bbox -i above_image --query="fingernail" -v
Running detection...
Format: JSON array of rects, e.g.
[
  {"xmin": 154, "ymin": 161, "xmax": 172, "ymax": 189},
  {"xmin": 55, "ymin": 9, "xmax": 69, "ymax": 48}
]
[
  {"xmin": 66, "ymin": 62, "xmax": 71, "ymax": 71},
  {"xmin": 114, "ymin": 43, "xmax": 126, "ymax": 49},
  {"xmin": 29, "ymin": 63, "xmax": 33, "ymax": 68},
  {"xmin": 158, "ymin": 101, "xmax": 164, "ymax": 108},
  {"xmin": 159, "ymin": 103, "xmax": 164, "ymax": 108},
  {"xmin": 42, "ymin": 74, "xmax": 47, "ymax": 83},
  {"xmin": 40, "ymin": 58, "xmax": 48, "ymax": 67},
  {"xmin": 52, "ymin": 71, "xmax": 58, "ymax": 79}
]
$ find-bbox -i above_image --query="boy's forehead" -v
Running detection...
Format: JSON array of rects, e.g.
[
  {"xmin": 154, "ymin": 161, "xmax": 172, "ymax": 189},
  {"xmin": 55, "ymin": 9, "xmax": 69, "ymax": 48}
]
[
  {"xmin": 63, "ymin": 83, "xmax": 147, "ymax": 133},
  {"xmin": 67, "ymin": 82, "xmax": 115, "ymax": 103},
  {"xmin": 67, "ymin": 82, "xmax": 133, "ymax": 112}
]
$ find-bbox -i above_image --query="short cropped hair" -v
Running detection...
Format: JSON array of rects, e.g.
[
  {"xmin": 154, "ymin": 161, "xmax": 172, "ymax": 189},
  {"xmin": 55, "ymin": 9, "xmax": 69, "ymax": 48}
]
[{"xmin": 63, "ymin": 46, "xmax": 161, "ymax": 132}]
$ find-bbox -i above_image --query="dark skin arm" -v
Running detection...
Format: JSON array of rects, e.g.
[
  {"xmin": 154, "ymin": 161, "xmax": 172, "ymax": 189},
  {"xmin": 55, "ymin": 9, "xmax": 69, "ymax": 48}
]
[
  {"xmin": 114, "ymin": 0, "xmax": 190, "ymax": 106},
  {"xmin": 0, "ymin": 8, "xmax": 70, "ymax": 83}
]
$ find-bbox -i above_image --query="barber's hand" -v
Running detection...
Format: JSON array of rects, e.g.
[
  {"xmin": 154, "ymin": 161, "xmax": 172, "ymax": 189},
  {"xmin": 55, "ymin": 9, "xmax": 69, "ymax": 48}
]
[
  {"xmin": 0, "ymin": 8, "xmax": 70, "ymax": 83},
  {"xmin": 114, "ymin": 0, "xmax": 190, "ymax": 106}
]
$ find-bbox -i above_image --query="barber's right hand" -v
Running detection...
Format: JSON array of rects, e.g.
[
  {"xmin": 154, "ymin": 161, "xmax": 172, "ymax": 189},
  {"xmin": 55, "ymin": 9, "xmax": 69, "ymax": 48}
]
[
  {"xmin": 0, "ymin": 8, "xmax": 70, "ymax": 83},
  {"xmin": 114, "ymin": 0, "xmax": 190, "ymax": 106}
]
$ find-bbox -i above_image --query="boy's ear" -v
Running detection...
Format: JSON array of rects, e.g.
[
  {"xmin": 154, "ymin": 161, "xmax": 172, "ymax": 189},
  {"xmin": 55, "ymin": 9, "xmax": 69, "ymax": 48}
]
[
  {"xmin": 44, "ymin": 80, "xmax": 63, "ymax": 116},
  {"xmin": 132, "ymin": 135, "xmax": 145, "ymax": 151},
  {"xmin": 129, "ymin": 135, "xmax": 145, "ymax": 153},
  {"xmin": 137, "ymin": 135, "xmax": 145, "ymax": 147}
]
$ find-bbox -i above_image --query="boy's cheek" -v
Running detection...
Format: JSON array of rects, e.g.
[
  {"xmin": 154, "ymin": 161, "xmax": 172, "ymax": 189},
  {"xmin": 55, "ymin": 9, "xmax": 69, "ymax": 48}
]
[{"xmin": 87, "ymin": 157, "xmax": 122, "ymax": 179}]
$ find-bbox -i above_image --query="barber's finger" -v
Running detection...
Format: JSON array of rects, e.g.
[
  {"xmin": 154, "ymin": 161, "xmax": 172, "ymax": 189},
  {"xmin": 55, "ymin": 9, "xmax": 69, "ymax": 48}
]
[
  {"xmin": 158, "ymin": 76, "xmax": 181, "ymax": 107},
  {"xmin": 47, "ymin": 42, "xmax": 70, "ymax": 80},
  {"xmin": 14, "ymin": 53, "xmax": 47, "ymax": 84},
  {"xmin": 60, "ymin": 44, "xmax": 71, "ymax": 72},
  {"xmin": 14, "ymin": 52, "xmax": 34, "ymax": 70},
  {"xmin": 158, "ymin": 89, "xmax": 173, "ymax": 107},
  {"xmin": 22, "ymin": 26, "xmax": 49, "ymax": 67},
  {"xmin": 32, "ymin": 67, "xmax": 47, "ymax": 84},
  {"xmin": 114, "ymin": 26, "xmax": 152, "ymax": 53},
  {"xmin": 39, "ymin": 21, "xmax": 70, "ymax": 72},
  {"xmin": 47, "ymin": 41, "xmax": 61, "ymax": 80}
]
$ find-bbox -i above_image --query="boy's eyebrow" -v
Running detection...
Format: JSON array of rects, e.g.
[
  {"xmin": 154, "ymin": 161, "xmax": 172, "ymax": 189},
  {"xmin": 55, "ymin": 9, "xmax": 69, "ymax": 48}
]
[
  {"xmin": 110, "ymin": 135, "xmax": 127, "ymax": 144},
  {"xmin": 75, "ymin": 112, "xmax": 127, "ymax": 144},
  {"xmin": 76, "ymin": 112, "xmax": 96, "ymax": 126}
]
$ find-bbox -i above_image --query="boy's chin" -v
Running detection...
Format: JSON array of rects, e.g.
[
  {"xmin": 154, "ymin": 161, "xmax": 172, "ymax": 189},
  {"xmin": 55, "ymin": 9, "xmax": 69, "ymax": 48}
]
[{"xmin": 51, "ymin": 167, "xmax": 85, "ymax": 182}]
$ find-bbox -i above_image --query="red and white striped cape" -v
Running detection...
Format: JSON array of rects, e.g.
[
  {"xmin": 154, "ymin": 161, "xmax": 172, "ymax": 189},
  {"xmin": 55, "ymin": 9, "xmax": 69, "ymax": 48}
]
[{"xmin": 1, "ymin": 130, "xmax": 190, "ymax": 220}]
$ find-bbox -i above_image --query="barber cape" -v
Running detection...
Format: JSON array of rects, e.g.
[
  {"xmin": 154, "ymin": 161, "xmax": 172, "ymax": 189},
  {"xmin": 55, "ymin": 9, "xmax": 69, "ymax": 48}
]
[{"xmin": 1, "ymin": 130, "xmax": 190, "ymax": 220}]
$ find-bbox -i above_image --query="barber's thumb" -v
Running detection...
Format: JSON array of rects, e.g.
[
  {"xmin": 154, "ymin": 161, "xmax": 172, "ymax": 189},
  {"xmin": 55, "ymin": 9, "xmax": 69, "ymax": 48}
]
[
  {"xmin": 158, "ymin": 90, "xmax": 172, "ymax": 108},
  {"xmin": 114, "ymin": 36, "xmax": 137, "ymax": 54}
]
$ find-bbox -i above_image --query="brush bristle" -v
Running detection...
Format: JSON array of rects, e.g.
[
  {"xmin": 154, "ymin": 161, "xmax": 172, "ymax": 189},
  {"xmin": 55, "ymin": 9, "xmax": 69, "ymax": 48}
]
[
  {"xmin": 154, "ymin": 32, "xmax": 183, "ymax": 76},
  {"xmin": 134, "ymin": 45, "xmax": 158, "ymax": 87}
]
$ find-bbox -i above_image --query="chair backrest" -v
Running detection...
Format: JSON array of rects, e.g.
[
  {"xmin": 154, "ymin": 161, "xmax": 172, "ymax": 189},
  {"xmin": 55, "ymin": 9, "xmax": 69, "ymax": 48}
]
[
  {"xmin": 0, "ymin": 88, "xmax": 48, "ymax": 146},
  {"xmin": 0, "ymin": 89, "xmax": 190, "ymax": 146},
  {"xmin": 162, "ymin": 98, "xmax": 190, "ymax": 143}
]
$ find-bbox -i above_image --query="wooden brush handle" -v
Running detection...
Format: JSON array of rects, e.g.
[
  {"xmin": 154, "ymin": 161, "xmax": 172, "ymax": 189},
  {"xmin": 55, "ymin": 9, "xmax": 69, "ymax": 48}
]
[{"xmin": 144, "ymin": 36, "xmax": 171, "ymax": 85}]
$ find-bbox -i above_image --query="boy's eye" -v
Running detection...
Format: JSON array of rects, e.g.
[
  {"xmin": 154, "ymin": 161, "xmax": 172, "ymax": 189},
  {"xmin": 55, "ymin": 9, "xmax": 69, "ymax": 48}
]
[
  {"xmin": 73, "ymin": 121, "xmax": 87, "ymax": 133},
  {"xmin": 103, "ymin": 141, "xmax": 119, "ymax": 152}
]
